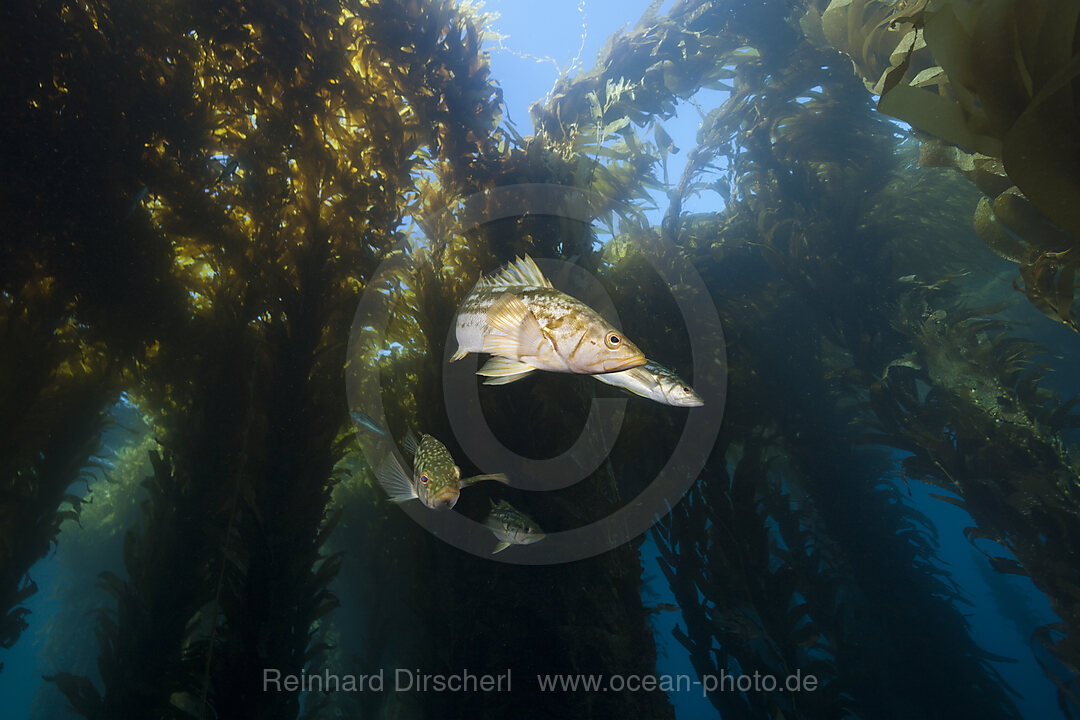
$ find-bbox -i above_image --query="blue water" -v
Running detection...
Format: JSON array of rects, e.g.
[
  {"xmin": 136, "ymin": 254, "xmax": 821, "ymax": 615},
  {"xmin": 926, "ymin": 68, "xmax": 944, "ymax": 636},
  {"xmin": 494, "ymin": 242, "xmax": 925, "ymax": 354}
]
[
  {"xmin": 905, "ymin": 480, "xmax": 1063, "ymax": 720},
  {"xmin": 1, "ymin": 559, "xmax": 60, "ymax": 719}
]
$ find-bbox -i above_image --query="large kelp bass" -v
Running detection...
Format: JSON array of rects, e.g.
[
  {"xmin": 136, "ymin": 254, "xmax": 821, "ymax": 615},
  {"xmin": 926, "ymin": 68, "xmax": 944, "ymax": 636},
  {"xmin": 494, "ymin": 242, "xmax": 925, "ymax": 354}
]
[{"xmin": 452, "ymin": 256, "xmax": 646, "ymax": 383}]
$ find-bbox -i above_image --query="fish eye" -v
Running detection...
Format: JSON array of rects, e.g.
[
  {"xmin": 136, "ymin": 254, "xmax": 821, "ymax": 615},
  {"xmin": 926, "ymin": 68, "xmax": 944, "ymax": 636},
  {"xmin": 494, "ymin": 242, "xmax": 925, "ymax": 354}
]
[
  {"xmin": 419, "ymin": 474, "xmax": 429, "ymax": 485},
  {"xmin": 682, "ymin": 386, "xmax": 691, "ymax": 392},
  {"xmin": 605, "ymin": 333, "xmax": 621, "ymax": 348}
]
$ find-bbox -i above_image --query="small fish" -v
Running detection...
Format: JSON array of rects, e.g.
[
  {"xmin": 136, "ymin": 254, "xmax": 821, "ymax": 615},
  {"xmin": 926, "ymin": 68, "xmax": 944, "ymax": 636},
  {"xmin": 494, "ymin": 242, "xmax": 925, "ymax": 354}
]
[
  {"xmin": 123, "ymin": 185, "xmax": 150, "ymax": 220},
  {"xmin": 349, "ymin": 410, "xmax": 388, "ymax": 436},
  {"xmin": 484, "ymin": 500, "xmax": 545, "ymax": 553},
  {"xmin": 213, "ymin": 158, "xmax": 240, "ymax": 187},
  {"xmin": 375, "ymin": 431, "xmax": 508, "ymax": 510},
  {"xmin": 710, "ymin": 608, "xmax": 765, "ymax": 639},
  {"xmin": 592, "ymin": 360, "xmax": 704, "ymax": 407},
  {"xmin": 451, "ymin": 255, "xmax": 646, "ymax": 384}
]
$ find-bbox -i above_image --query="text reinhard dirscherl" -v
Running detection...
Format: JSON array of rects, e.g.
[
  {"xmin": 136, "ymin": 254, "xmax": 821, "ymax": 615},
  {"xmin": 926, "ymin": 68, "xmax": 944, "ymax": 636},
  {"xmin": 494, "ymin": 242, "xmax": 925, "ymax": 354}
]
[
  {"xmin": 263, "ymin": 668, "xmax": 511, "ymax": 694},
  {"xmin": 262, "ymin": 668, "xmax": 819, "ymax": 697}
]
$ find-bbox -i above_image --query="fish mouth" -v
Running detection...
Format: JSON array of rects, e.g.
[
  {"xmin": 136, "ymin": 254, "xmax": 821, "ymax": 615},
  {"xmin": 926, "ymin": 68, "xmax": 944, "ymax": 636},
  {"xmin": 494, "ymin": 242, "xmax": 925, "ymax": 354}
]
[
  {"xmin": 677, "ymin": 392, "xmax": 705, "ymax": 408},
  {"xmin": 513, "ymin": 533, "xmax": 546, "ymax": 546},
  {"xmin": 429, "ymin": 489, "xmax": 459, "ymax": 510},
  {"xmin": 602, "ymin": 352, "xmax": 647, "ymax": 372}
]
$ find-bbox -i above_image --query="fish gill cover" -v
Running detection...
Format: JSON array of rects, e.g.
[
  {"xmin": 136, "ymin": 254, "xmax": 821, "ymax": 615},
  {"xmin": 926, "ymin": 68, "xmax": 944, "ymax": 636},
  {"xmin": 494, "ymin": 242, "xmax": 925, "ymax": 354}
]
[{"xmin": 0, "ymin": 1, "xmax": 1078, "ymax": 719}]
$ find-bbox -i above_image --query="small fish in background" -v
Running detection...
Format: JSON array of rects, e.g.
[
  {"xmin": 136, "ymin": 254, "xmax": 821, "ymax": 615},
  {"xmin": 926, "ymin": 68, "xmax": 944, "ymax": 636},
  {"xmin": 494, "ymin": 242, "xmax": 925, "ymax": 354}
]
[
  {"xmin": 484, "ymin": 499, "xmax": 545, "ymax": 554},
  {"xmin": 375, "ymin": 431, "xmax": 508, "ymax": 510},
  {"xmin": 349, "ymin": 410, "xmax": 388, "ymax": 436},
  {"xmin": 122, "ymin": 185, "xmax": 149, "ymax": 221},
  {"xmin": 592, "ymin": 360, "xmax": 704, "ymax": 407},
  {"xmin": 452, "ymin": 255, "xmax": 647, "ymax": 384},
  {"xmin": 709, "ymin": 607, "xmax": 766, "ymax": 640}
]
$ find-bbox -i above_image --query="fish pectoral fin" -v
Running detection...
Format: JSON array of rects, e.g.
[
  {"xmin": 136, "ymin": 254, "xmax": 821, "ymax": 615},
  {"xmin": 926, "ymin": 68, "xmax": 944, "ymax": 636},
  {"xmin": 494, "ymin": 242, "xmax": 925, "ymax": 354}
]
[
  {"xmin": 483, "ymin": 293, "xmax": 545, "ymax": 358},
  {"xmin": 485, "ymin": 293, "xmax": 531, "ymax": 335},
  {"xmin": 374, "ymin": 455, "xmax": 417, "ymax": 503},
  {"xmin": 477, "ymin": 357, "xmax": 535, "ymax": 385},
  {"xmin": 450, "ymin": 347, "xmax": 468, "ymax": 362},
  {"xmin": 403, "ymin": 430, "xmax": 419, "ymax": 457},
  {"xmin": 460, "ymin": 472, "xmax": 510, "ymax": 488},
  {"xmin": 492, "ymin": 541, "xmax": 511, "ymax": 554}
]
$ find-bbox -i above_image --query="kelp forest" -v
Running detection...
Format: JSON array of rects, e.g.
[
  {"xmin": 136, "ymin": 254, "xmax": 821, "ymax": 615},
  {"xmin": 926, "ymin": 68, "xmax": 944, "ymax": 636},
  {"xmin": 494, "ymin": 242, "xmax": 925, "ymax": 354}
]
[{"xmin": 2, "ymin": 0, "xmax": 1079, "ymax": 718}]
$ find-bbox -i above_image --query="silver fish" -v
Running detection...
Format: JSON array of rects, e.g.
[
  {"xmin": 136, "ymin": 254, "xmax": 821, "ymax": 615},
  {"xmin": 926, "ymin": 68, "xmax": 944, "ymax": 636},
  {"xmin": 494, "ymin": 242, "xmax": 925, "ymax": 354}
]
[
  {"xmin": 484, "ymin": 499, "xmax": 545, "ymax": 553},
  {"xmin": 375, "ymin": 431, "xmax": 508, "ymax": 510},
  {"xmin": 349, "ymin": 410, "xmax": 388, "ymax": 436},
  {"xmin": 451, "ymin": 255, "xmax": 646, "ymax": 384},
  {"xmin": 592, "ymin": 360, "xmax": 704, "ymax": 407}
]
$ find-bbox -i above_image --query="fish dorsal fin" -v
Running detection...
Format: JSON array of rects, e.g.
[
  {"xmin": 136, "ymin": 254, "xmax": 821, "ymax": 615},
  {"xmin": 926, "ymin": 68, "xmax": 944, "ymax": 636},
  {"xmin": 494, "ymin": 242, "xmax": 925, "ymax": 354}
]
[
  {"xmin": 479, "ymin": 255, "xmax": 553, "ymax": 289},
  {"xmin": 403, "ymin": 430, "xmax": 419, "ymax": 457}
]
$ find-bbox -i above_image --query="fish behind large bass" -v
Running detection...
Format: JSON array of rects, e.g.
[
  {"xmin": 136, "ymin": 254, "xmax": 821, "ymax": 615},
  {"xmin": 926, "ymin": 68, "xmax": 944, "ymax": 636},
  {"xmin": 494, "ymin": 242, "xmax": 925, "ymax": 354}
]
[
  {"xmin": 592, "ymin": 360, "xmax": 704, "ymax": 407},
  {"xmin": 452, "ymin": 255, "xmax": 646, "ymax": 384}
]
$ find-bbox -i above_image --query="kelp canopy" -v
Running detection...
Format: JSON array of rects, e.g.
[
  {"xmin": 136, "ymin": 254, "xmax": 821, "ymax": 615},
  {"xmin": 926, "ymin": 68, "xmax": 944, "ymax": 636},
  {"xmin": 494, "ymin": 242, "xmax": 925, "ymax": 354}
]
[
  {"xmin": 813, "ymin": 0, "xmax": 1080, "ymax": 329},
  {"xmin": 1, "ymin": 0, "xmax": 1078, "ymax": 719}
]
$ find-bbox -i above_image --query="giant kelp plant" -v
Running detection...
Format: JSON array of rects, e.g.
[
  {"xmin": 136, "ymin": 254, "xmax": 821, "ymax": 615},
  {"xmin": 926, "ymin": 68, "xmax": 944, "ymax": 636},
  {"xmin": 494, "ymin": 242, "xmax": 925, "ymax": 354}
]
[
  {"xmin": 811, "ymin": 0, "xmax": 1080, "ymax": 330},
  {"xmin": 2, "ymin": 0, "xmax": 669, "ymax": 718},
  {"xmin": 3, "ymin": 0, "xmax": 1080, "ymax": 719},
  {"xmin": 532, "ymin": 0, "xmax": 1079, "ymax": 715}
]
